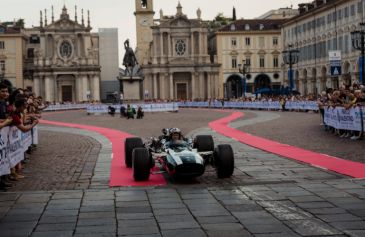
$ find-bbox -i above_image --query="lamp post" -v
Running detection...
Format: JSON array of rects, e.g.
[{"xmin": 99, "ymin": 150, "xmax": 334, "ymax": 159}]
[
  {"xmin": 238, "ymin": 60, "xmax": 250, "ymax": 97},
  {"xmin": 351, "ymin": 23, "xmax": 365, "ymax": 85},
  {"xmin": 282, "ymin": 44, "xmax": 299, "ymax": 93},
  {"xmin": 0, "ymin": 66, "xmax": 4, "ymax": 84}
]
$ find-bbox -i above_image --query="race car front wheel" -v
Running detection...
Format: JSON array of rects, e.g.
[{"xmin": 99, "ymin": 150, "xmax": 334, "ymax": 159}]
[
  {"xmin": 195, "ymin": 135, "xmax": 214, "ymax": 152},
  {"xmin": 214, "ymin": 144, "xmax": 234, "ymax": 178},
  {"xmin": 125, "ymin": 137, "xmax": 144, "ymax": 168},
  {"xmin": 132, "ymin": 148, "xmax": 151, "ymax": 181}
]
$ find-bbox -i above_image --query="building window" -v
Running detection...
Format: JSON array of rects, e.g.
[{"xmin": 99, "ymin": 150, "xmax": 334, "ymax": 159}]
[
  {"xmin": 245, "ymin": 37, "xmax": 250, "ymax": 46},
  {"xmin": 59, "ymin": 41, "xmax": 73, "ymax": 58},
  {"xmin": 245, "ymin": 58, "xmax": 251, "ymax": 66},
  {"xmin": 29, "ymin": 35, "xmax": 40, "ymax": 44},
  {"xmin": 232, "ymin": 57, "xmax": 237, "ymax": 68},
  {"xmin": 0, "ymin": 60, "xmax": 5, "ymax": 73},
  {"xmin": 0, "ymin": 41, "xmax": 4, "ymax": 49},
  {"xmin": 175, "ymin": 39, "xmax": 186, "ymax": 56},
  {"xmin": 273, "ymin": 37, "xmax": 278, "ymax": 46},
  {"xmin": 27, "ymin": 48, "xmax": 34, "ymax": 58},
  {"xmin": 273, "ymin": 57, "xmax": 279, "ymax": 68},
  {"xmin": 259, "ymin": 57, "xmax": 265, "ymax": 68},
  {"xmin": 231, "ymin": 38, "xmax": 237, "ymax": 47},
  {"xmin": 351, "ymin": 5, "xmax": 355, "ymax": 16},
  {"xmin": 245, "ymin": 24, "xmax": 250, "ymax": 30}
]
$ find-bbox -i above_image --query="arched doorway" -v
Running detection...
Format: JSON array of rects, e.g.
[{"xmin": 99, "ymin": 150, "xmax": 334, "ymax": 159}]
[
  {"xmin": 254, "ymin": 74, "xmax": 271, "ymax": 92},
  {"xmin": 226, "ymin": 74, "xmax": 242, "ymax": 99}
]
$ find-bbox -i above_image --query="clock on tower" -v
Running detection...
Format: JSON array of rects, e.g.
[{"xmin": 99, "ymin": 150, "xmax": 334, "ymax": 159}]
[{"xmin": 135, "ymin": 0, "xmax": 154, "ymax": 64}]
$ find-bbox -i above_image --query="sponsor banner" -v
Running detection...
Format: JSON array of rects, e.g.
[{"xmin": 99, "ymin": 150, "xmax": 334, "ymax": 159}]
[
  {"xmin": 45, "ymin": 104, "xmax": 88, "ymax": 111},
  {"xmin": 179, "ymin": 101, "xmax": 317, "ymax": 111},
  {"xmin": 8, "ymin": 126, "xmax": 24, "ymax": 168},
  {"xmin": 21, "ymin": 130, "xmax": 32, "ymax": 152},
  {"xmin": 0, "ymin": 127, "xmax": 10, "ymax": 176},
  {"xmin": 324, "ymin": 106, "xmax": 365, "ymax": 132},
  {"xmin": 86, "ymin": 103, "xmax": 179, "ymax": 114}
]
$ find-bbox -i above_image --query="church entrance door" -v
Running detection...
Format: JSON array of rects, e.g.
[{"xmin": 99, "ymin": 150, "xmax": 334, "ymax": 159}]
[
  {"xmin": 62, "ymin": 85, "xmax": 73, "ymax": 102},
  {"xmin": 176, "ymin": 83, "xmax": 187, "ymax": 100}
]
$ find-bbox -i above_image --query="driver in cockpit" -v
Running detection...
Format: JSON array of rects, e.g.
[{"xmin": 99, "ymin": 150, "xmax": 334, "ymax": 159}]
[{"xmin": 166, "ymin": 128, "xmax": 187, "ymax": 148}]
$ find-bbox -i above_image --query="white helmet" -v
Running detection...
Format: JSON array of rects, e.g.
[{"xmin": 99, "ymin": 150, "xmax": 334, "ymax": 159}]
[{"xmin": 170, "ymin": 127, "xmax": 181, "ymax": 135}]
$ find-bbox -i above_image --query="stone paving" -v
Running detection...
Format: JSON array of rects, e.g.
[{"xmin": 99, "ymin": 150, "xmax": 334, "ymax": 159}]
[{"xmin": 0, "ymin": 110, "xmax": 365, "ymax": 237}]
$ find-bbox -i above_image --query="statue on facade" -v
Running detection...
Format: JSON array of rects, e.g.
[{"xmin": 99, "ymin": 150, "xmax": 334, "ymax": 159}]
[
  {"xmin": 122, "ymin": 39, "xmax": 139, "ymax": 77},
  {"xmin": 141, "ymin": 0, "xmax": 147, "ymax": 8}
]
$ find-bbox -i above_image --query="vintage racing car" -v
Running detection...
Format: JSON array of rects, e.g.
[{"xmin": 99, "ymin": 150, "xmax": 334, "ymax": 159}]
[{"xmin": 124, "ymin": 129, "xmax": 234, "ymax": 181}]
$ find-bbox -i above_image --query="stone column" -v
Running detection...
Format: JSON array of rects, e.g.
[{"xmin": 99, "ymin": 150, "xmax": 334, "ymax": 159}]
[
  {"xmin": 153, "ymin": 34, "xmax": 158, "ymax": 64},
  {"xmin": 82, "ymin": 75, "xmax": 88, "ymax": 101},
  {"xmin": 153, "ymin": 73, "xmax": 158, "ymax": 99},
  {"xmin": 44, "ymin": 76, "xmax": 54, "ymax": 102},
  {"xmin": 191, "ymin": 34, "xmax": 194, "ymax": 56},
  {"xmin": 199, "ymin": 73, "xmax": 204, "ymax": 99},
  {"xmin": 169, "ymin": 73, "xmax": 174, "ymax": 99},
  {"xmin": 191, "ymin": 73, "xmax": 196, "ymax": 100},
  {"xmin": 33, "ymin": 76, "xmax": 41, "ymax": 97},
  {"xmin": 76, "ymin": 75, "xmax": 83, "ymax": 102},
  {"xmin": 160, "ymin": 74, "xmax": 166, "ymax": 100},
  {"xmin": 207, "ymin": 73, "xmax": 212, "ymax": 99},
  {"xmin": 53, "ymin": 75, "xmax": 58, "ymax": 102},
  {"xmin": 93, "ymin": 74, "xmax": 100, "ymax": 101},
  {"xmin": 168, "ymin": 33, "xmax": 171, "ymax": 57},
  {"xmin": 199, "ymin": 32, "xmax": 203, "ymax": 56}
]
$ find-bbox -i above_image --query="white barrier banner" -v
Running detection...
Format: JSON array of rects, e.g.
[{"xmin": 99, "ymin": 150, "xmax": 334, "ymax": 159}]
[
  {"xmin": 324, "ymin": 106, "xmax": 365, "ymax": 132},
  {"xmin": 8, "ymin": 126, "xmax": 24, "ymax": 167},
  {"xmin": 86, "ymin": 103, "xmax": 179, "ymax": 114},
  {"xmin": 32, "ymin": 126, "xmax": 39, "ymax": 145},
  {"xmin": 45, "ymin": 104, "xmax": 88, "ymax": 111},
  {"xmin": 21, "ymin": 130, "xmax": 32, "ymax": 152},
  {"xmin": 0, "ymin": 127, "xmax": 10, "ymax": 176}
]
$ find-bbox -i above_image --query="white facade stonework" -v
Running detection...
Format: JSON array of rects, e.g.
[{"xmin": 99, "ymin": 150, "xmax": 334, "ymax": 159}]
[
  {"xmin": 28, "ymin": 6, "xmax": 101, "ymax": 102},
  {"xmin": 135, "ymin": 0, "xmax": 220, "ymax": 100},
  {"xmin": 282, "ymin": 0, "xmax": 364, "ymax": 95}
]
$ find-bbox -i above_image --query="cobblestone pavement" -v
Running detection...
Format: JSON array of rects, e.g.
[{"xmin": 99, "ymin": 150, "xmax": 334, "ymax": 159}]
[
  {"xmin": 239, "ymin": 110, "xmax": 365, "ymax": 163},
  {"xmin": 8, "ymin": 130, "xmax": 101, "ymax": 191},
  {"xmin": 1, "ymin": 109, "xmax": 365, "ymax": 237}
]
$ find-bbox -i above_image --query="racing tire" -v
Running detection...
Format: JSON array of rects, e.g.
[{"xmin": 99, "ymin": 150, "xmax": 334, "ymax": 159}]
[
  {"xmin": 195, "ymin": 135, "xmax": 214, "ymax": 152},
  {"xmin": 214, "ymin": 144, "xmax": 234, "ymax": 178},
  {"xmin": 132, "ymin": 148, "xmax": 151, "ymax": 181},
  {"xmin": 125, "ymin": 137, "xmax": 144, "ymax": 168}
]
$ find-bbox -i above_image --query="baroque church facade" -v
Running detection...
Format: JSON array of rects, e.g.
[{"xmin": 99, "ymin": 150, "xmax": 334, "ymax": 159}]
[
  {"xmin": 27, "ymin": 6, "xmax": 100, "ymax": 102},
  {"xmin": 135, "ymin": 0, "xmax": 220, "ymax": 100}
]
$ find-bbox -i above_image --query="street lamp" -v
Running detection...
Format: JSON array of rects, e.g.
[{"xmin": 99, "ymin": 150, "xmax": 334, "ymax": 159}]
[
  {"xmin": 282, "ymin": 44, "xmax": 299, "ymax": 93},
  {"xmin": 351, "ymin": 23, "xmax": 365, "ymax": 85},
  {"xmin": 0, "ymin": 66, "xmax": 4, "ymax": 84},
  {"xmin": 238, "ymin": 60, "xmax": 250, "ymax": 97}
]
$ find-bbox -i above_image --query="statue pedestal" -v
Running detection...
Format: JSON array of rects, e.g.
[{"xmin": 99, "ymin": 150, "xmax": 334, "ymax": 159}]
[{"xmin": 118, "ymin": 76, "xmax": 143, "ymax": 101}]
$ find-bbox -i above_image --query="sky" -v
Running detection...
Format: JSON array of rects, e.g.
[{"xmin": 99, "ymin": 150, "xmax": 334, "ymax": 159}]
[{"xmin": 1, "ymin": 0, "xmax": 311, "ymax": 67}]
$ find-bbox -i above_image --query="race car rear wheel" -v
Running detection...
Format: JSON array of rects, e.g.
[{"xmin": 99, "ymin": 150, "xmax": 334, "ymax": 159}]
[
  {"xmin": 125, "ymin": 137, "xmax": 144, "ymax": 168},
  {"xmin": 133, "ymin": 148, "xmax": 151, "ymax": 181},
  {"xmin": 214, "ymin": 144, "xmax": 234, "ymax": 178},
  {"xmin": 195, "ymin": 135, "xmax": 214, "ymax": 152}
]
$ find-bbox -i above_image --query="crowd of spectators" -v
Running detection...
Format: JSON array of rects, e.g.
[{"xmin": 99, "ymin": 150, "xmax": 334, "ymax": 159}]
[
  {"xmin": 318, "ymin": 84, "xmax": 365, "ymax": 140},
  {"xmin": 0, "ymin": 84, "xmax": 46, "ymax": 191}
]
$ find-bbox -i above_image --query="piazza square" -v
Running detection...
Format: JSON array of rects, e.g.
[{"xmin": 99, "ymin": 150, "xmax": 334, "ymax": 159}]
[{"xmin": 0, "ymin": 0, "xmax": 365, "ymax": 237}]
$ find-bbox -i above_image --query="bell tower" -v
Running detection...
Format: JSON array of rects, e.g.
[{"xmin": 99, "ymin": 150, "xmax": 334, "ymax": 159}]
[{"xmin": 135, "ymin": 0, "xmax": 154, "ymax": 64}]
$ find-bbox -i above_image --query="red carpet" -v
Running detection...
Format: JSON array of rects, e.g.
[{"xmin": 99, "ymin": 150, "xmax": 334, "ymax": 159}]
[
  {"xmin": 40, "ymin": 120, "xmax": 167, "ymax": 187},
  {"xmin": 209, "ymin": 111, "xmax": 365, "ymax": 179}
]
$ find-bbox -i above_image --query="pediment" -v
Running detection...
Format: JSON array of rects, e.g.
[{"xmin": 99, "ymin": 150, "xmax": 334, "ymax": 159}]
[
  {"xmin": 44, "ymin": 19, "xmax": 87, "ymax": 31},
  {"xmin": 258, "ymin": 49, "xmax": 266, "ymax": 55},
  {"xmin": 244, "ymin": 50, "xmax": 252, "ymax": 56},
  {"xmin": 271, "ymin": 50, "xmax": 280, "ymax": 55},
  {"xmin": 169, "ymin": 17, "xmax": 191, "ymax": 28}
]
